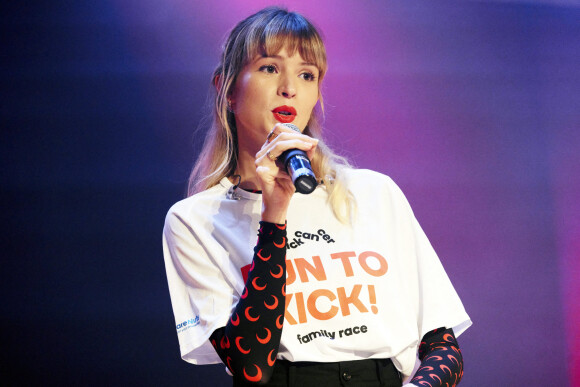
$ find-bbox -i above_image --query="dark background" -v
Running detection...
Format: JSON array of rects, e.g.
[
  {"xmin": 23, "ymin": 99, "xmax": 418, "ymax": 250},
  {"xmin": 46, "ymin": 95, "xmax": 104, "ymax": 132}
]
[{"xmin": 2, "ymin": 1, "xmax": 579, "ymax": 385}]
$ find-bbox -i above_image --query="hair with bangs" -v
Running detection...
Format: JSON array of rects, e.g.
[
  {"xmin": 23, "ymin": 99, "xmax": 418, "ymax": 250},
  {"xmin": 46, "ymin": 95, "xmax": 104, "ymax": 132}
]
[{"xmin": 187, "ymin": 6, "xmax": 354, "ymax": 223}]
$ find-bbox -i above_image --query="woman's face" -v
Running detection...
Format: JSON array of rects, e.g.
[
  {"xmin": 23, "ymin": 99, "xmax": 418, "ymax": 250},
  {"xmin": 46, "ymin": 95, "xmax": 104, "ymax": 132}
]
[{"xmin": 230, "ymin": 46, "xmax": 320, "ymax": 151}]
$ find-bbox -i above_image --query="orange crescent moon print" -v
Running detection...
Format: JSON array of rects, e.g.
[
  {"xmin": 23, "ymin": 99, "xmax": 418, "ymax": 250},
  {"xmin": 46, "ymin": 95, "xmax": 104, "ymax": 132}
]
[
  {"xmin": 257, "ymin": 249, "xmax": 271, "ymax": 261},
  {"xmin": 429, "ymin": 374, "xmax": 442, "ymax": 384},
  {"xmin": 235, "ymin": 336, "xmax": 251, "ymax": 354},
  {"xmin": 231, "ymin": 313, "xmax": 240, "ymax": 326},
  {"xmin": 264, "ymin": 295, "xmax": 278, "ymax": 310},
  {"xmin": 439, "ymin": 365, "xmax": 452, "ymax": 375},
  {"xmin": 243, "ymin": 364, "xmax": 262, "ymax": 383},
  {"xmin": 270, "ymin": 264, "xmax": 284, "ymax": 278},
  {"xmin": 252, "ymin": 277, "xmax": 267, "ymax": 291},
  {"xmin": 256, "ymin": 327, "xmax": 271, "ymax": 344},
  {"xmin": 245, "ymin": 306, "xmax": 260, "ymax": 322},
  {"xmin": 447, "ymin": 355, "xmax": 459, "ymax": 365},
  {"xmin": 241, "ymin": 287, "xmax": 248, "ymax": 299},
  {"xmin": 447, "ymin": 354, "xmax": 459, "ymax": 365},
  {"xmin": 273, "ymin": 237, "xmax": 286, "ymax": 248},
  {"xmin": 276, "ymin": 314, "xmax": 284, "ymax": 329},
  {"xmin": 267, "ymin": 349, "xmax": 276, "ymax": 366}
]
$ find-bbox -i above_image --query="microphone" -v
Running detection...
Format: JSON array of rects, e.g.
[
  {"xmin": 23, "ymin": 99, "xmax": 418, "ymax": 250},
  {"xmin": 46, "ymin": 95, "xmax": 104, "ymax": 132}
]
[{"xmin": 280, "ymin": 123, "xmax": 317, "ymax": 194}]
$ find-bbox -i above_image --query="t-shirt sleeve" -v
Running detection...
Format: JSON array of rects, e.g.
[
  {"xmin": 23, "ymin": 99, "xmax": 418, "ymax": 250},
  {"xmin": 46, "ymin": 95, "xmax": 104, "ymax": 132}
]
[
  {"xmin": 162, "ymin": 205, "xmax": 236, "ymax": 365},
  {"xmin": 385, "ymin": 176, "xmax": 472, "ymax": 340},
  {"xmin": 411, "ymin": 214, "xmax": 472, "ymax": 338}
]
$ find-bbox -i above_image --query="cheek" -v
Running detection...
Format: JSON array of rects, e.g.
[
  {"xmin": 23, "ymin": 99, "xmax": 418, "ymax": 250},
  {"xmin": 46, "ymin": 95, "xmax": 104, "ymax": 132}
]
[
  {"xmin": 232, "ymin": 71, "xmax": 259, "ymax": 100},
  {"xmin": 301, "ymin": 93, "xmax": 319, "ymax": 120},
  {"xmin": 307, "ymin": 85, "xmax": 320, "ymax": 108},
  {"xmin": 238, "ymin": 82, "xmax": 270, "ymax": 111}
]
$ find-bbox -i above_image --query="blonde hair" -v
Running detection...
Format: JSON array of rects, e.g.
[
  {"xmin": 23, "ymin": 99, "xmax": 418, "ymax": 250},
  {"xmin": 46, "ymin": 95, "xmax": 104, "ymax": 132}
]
[{"xmin": 188, "ymin": 6, "xmax": 354, "ymax": 222}]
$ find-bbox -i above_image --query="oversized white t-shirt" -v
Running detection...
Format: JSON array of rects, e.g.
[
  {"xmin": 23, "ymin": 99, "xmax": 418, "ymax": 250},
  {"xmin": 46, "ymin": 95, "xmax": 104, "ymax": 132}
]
[{"xmin": 162, "ymin": 169, "xmax": 471, "ymax": 378}]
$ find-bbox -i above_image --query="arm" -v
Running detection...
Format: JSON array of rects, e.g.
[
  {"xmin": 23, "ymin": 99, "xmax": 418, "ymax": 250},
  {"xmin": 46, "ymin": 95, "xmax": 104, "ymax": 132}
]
[
  {"xmin": 406, "ymin": 327, "xmax": 463, "ymax": 387},
  {"xmin": 209, "ymin": 221, "xmax": 287, "ymax": 385},
  {"xmin": 209, "ymin": 124, "xmax": 317, "ymax": 384}
]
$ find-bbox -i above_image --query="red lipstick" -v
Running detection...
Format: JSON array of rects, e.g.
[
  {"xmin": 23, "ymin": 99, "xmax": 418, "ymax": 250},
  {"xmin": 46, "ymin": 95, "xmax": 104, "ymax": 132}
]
[{"xmin": 272, "ymin": 105, "xmax": 297, "ymax": 123}]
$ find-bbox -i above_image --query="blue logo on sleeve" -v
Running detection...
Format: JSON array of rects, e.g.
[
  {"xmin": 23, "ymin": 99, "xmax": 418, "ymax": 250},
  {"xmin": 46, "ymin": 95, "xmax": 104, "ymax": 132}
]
[{"xmin": 176, "ymin": 315, "xmax": 200, "ymax": 333}]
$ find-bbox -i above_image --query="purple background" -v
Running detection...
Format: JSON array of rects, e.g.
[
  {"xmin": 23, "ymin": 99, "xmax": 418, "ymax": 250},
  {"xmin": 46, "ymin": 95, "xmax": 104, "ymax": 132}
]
[{"xmin": 2, "ymin": 1, "xmax": 578, "ymax": 385}]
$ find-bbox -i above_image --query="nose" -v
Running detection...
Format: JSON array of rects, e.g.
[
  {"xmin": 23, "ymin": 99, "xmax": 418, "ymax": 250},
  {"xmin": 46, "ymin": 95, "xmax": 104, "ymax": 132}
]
[{"xmin": 278, "ymin": 73, "xmax": 296, "ymax": 99}]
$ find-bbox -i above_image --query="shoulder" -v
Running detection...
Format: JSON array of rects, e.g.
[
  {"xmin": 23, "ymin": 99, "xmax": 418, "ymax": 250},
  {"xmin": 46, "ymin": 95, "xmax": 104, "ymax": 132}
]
[
  {"xmin": 165, "ymin": 183, "xmax": 227, "ymax": 227},
  {"xmin": 340, "ymin": 168, "xmax": 413, "ymax": 211},
  {"xmin": 341, "ymin": 168, "xmax": 403, "ymax": 194}
]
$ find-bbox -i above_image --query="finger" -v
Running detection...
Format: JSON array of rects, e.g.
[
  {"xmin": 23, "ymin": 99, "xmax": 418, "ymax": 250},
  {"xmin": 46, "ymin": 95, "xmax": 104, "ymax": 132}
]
[
  {"xmin": 256, "ymin": 151, "xmax": 281, "ymax": 168},
  {"xmin": 305, "ymin": 142, "xmax": 318, "ymax": 161},
  {"xmin": 266, "ymin": 129, "xmax": 279, "ymax": 143},
  {"xmin": 272, "ymin": 122, "xmax": 300, "ymax": 134},
  {"xmin": 266, "ymin": 150, "xmax": 278, "ymax": 162},
  {"xmin": 270, "ymin": 123, "xmax": 318, "ymax": 143},
  {"xmin": 266, "ymin": 123, "xmax": 296, "ymax": 144},
  {"xmin": 255, "ymin": 165, "xmax": 292, "ymax": 192},
  {"xmin": 258, "ymin": 138, "xmax": 315, "ymax": 161},
  {"xmin": 261, "ymin": 129, "xmax": 300, "ymax": 152}
]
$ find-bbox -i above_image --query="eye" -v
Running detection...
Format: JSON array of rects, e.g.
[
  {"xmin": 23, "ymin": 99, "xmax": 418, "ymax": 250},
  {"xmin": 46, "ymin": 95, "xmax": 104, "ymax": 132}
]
[
  {"xmin": 300, "ymin": 71, "xmax": 317, "ymax": 82},
  {"xmin": 259, "ymin": 64, "xmax": 277, "ymax": 74}
]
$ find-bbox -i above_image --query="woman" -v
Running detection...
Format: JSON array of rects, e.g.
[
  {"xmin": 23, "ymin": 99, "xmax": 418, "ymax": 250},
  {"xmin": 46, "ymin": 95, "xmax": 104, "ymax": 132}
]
[{"xmin": 163, "ymin": 7, "xmax": 471, "ymax": 387}]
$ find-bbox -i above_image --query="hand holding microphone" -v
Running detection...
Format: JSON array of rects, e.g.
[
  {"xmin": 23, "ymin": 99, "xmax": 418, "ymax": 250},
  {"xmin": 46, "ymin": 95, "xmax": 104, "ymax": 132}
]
[
  {"xmin": 256, "ymin": 123, "xmax": 318, "ymax": 223},
  {"xmin": 277, "ymin": 123, "xmax": 317, "ymax": 194}
]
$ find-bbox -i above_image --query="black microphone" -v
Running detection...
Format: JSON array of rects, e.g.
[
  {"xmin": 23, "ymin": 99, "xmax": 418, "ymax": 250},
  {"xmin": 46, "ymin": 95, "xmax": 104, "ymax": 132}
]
[{"xmin": 280, "ymin": 123, "xmax": 317, "ymax": 194}]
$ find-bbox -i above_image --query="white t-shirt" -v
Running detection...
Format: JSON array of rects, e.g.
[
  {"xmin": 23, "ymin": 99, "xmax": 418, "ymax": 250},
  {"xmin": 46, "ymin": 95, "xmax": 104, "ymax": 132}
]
[{"xmin": 162, "ymin": 169, "xmax": 471, "ymax": 378}]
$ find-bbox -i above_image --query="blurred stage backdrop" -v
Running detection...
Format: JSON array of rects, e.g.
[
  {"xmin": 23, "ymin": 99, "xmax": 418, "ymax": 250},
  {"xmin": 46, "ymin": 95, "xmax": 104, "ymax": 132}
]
[{"xmin": 2, "ymin": 0, "xmax": 579, "ymax": 385}]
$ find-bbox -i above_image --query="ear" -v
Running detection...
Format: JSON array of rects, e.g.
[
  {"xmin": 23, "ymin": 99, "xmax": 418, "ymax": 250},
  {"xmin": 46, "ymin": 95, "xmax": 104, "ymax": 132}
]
[
  {"xmin": 214, "ymin": 74, "xmax": 236, "ymax": 105},
  {"xmin": 213, "ymin": 74, "xmax": 221, "ymax": 92}
]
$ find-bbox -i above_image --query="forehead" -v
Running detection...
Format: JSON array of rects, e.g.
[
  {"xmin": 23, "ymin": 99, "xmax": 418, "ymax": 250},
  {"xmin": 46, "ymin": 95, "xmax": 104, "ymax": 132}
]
[
  {"xmin": 247, "ymin": 33, "xmax": 325, "ymax": 69},
  {"xmin": 253, "ymin": 47, "xmax": 312, "ymax": 62}
]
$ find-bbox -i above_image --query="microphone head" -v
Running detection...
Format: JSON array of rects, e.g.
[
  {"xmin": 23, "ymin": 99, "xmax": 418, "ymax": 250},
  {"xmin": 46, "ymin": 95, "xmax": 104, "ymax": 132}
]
[{"xmin": 281, "ymin": 123, "xmax": 300, "ymax": 133}]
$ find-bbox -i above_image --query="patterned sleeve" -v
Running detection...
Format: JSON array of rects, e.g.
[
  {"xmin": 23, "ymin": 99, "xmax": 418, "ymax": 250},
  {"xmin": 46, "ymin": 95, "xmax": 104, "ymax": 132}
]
[
  {"xmin": 209, "ymin": 221, "xmax": 287, "ymax": 385},
  {"xmin": 410, "ymin": 327, "xmax": 464, "ymax": 387}
]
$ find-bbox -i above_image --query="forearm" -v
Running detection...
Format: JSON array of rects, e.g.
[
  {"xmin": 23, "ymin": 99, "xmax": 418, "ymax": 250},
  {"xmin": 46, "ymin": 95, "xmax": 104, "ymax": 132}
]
[
  {"xmin": 409, "ymin": 328, "xmax": 463, "ymax": 387},
  {"xmin": 209, "ymin": 221, "xmax": 287, "ymax": 385}
]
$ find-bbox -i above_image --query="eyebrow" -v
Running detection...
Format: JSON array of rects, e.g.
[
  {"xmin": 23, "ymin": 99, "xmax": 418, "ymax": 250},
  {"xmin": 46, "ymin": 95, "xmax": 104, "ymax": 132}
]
[{"xmin": 258, "ymin": 54, "xmax": 317, "ymax": 68}]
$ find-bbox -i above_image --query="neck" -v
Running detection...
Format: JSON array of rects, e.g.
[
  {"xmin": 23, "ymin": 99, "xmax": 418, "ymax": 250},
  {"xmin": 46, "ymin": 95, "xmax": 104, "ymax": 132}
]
[{"xmin": 231, "ymin": 148, "xmax": 261, "ymax": 190}]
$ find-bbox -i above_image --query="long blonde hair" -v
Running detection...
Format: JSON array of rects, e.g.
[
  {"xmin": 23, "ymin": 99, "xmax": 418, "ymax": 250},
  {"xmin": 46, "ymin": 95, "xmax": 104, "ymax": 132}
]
[{"xmin": 188, "ymin": 7, "xmax": 354, "ymax": 222}]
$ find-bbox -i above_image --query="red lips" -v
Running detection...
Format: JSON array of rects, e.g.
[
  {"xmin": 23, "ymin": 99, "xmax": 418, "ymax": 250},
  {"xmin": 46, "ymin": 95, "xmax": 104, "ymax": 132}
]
[{"xmin": 272, "ymin": 105, "xmax": 296, "ymax": 123}]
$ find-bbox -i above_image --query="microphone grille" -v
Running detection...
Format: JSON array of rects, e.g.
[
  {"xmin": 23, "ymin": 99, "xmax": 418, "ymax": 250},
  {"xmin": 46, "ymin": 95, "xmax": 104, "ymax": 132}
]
[{"xmin": 281, "ymin": 123, "xmax": 300, "ymax": 133}]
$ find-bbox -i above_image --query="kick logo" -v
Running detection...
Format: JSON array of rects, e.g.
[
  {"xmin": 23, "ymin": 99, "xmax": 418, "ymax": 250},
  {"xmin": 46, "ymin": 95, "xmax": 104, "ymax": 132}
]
[
  {"xmin": 241, "ymin": 249, "xmax": 389, "ymax": 325},
  {"xmin": 287, "ymin": 228, "xmax": 336, "ymax": 249}
]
